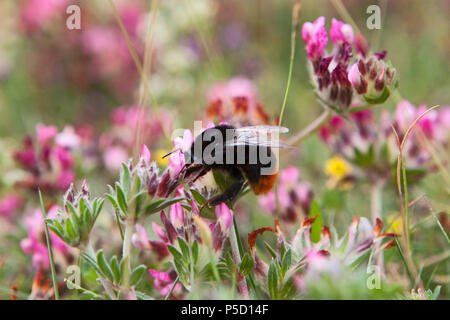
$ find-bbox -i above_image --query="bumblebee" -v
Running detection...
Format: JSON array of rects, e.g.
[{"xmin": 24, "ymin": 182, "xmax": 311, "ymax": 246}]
[{"xmin": 171, "ymin": 124, "xmax": 291, "ymax": 207}]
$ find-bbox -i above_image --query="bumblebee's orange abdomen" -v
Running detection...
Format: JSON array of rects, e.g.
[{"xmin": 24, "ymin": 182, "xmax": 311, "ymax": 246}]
[{"xmin": 249, "ymin": 172, "xmax": 278, "ymax": 195}]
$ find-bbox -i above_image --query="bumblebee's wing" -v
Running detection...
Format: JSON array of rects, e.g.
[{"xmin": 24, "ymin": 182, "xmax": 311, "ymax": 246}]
[
  {"xmin": 223, "ymin": 138, "xmax": 294, "ymax": 149},
  {"xmin": 234, "ymin": 125, "xmax": 289, "ymax": 134},
  {"xmin": 224, "ymin": 125, "xmax": 294, "ymax": 149}
]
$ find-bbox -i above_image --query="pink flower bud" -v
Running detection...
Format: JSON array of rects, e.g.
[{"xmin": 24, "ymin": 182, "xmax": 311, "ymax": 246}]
[
  {"xmin": 215, "ymin": 203, "xmax": 233, "ymax": 231},
  {"xmin": 301, "ymin": 17, "xmax": 328, "ymax": 60},
  {"xmin": 330, "ymin": 18, "xmax": 354, "ymax": 44},
  {"xmin": 141, "ymin": 144, "xmax": 151, "ymax": 163},
  {"xmin": 152, "ymin": 221, "xmax": 168, "ymax": 243},
  {"xmin": 355, "ymin": 33, "xmax": 370, "ymax": 57},
  {"xmin": 169, "ymin": 202, "xmax": 184, "ymax": 228},
  {"xmin": 131, "ymin": 224, "xmax": 151, "ymax": 251}
]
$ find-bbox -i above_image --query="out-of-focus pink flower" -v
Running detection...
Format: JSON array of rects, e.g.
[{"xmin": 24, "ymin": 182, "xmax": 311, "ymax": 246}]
[
  {"xmin": 54, "ymin": 146, "xmax": 74, "ymax": 169},
  {"xmin": 394, "ymin": 100, "xmax": 418, "ymax": 132},
  {"xmin": 355, "ymin": 33, "xmax": 370, "ymax": 57},
  {"xmin": 20, "ymin": 207, "xmax": 72, "ymax": 270},
  {"xmin": 15, "ymin": 137, "xmax": 36, "ymax": 169},
  {"xmin": 301, "ymin": 16, "xmax": 328, "ymax": 60},
  {"xmin": 101, "ymin": 106, "xmax": 173, "ymax": 172},
  {"xmin": 14, "ymin": 125, "xmax": 80, "ymax": 192},
  {"xmin": 208, "ymin": 77, "xmax": 258, "ymax": 110},
  {"xmin": 148, "ymin": 269, "xmax": 182, "ymax": 297},
  {"xmin": 319, "ymin": 110, "xmax": 376, "ymax": 160},
  {"xmin": 55, "ymin": 126, "xmax": 81, "ymax": 149},
  {"xmin": 103, "ymin": 146, "xmax": 128, "ymax": 172},
  {"xmin": 330, "ymin": 18, "xmax": 354, "ymax": 44},
  {"xmin": 36, "ymin": 124, "xmax": 58, "ymax": 145},
  {"xmin": 258, "ymin": 167, "xmax": 313, "ymax": 223},
  {"xmin": 0, "ymin": 194, "xmax": 23, "ymax": 218},
  {"xmin": 257, "ymin": 191, "xmax": 276, "ymax": 214},
  {"xmin": 56, "ymin": 169, "xmax": 76, "ymax": 190},
  {"xmin": 131, "ymin": 224, "xmax": 151, "ymax": 251},
  {"xmin": 21, "ymin": 0, "xmax": 69, "ymax": 33},
  {"xmin": 386, "ymin": 100, "xmax": 449, "ymax": 169},
  {"xmin": 280, "ymin": 166, "xmax": 300, "ymax": 186},
  {"xmin": 152, "ymin": 222, "xmax": 168, "ymax": 243},
  {"xmin": 206, "ymin": 77, "xmax": 272, "ymax": 126},
  {"xmin": 117, "ymin": 2, "xmax": 143, "ymax": 37}
]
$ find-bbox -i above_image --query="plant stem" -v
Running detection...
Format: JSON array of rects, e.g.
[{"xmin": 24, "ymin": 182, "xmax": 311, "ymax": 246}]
[
  {"xmin": 164, "ymin": 276, "xmax": 179, "ymax": 300},
  {"xmin": 287, "ymin": 109, "xmax": 331, "ymax": 146},
  {"xmin": 39, "ymin": 189, "xmax": 59, "ymax": 300},
  {"xmin": 370, "ymin": 180, "xmax": 383, "ymax": 223},
  {"xmin": 121, "ymin": 216, "xmax": 135, "ymax": 290},
  {"xmin": 230, "ymin": 217, "xmax": 249, "ymax": 299},
  {"xmin": 401, "ymin": 159, "xmax": 411, "ymax": 250},
  {"xmin": 370, "ymin": 180, "xmax": 385, "ymax": 274},
  {"xmin": 278, "ymin": 0, "xmax": 302, "ymax": 127}
]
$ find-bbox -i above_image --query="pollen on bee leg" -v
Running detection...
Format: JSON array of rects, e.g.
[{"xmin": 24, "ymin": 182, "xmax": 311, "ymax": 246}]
[{"xmin": 250, "ymin": 172, "xmax": 278, "ymax": 195}]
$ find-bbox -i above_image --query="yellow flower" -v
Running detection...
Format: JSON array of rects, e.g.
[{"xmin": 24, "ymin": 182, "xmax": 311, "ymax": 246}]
[
  {"xmin": 324, "ymin": 156, "xmax": 354, "ymax": 190},
  {"xmin": 387, "ymin": 215, "xmax": 402, "ymax": 234},
  {"xmin": 325, "ymin": 156, "xmax": 351, "ymax": 180},
  {"xmin": 155, "ymin": 149, "xmax": 170, "ymax": 167}
]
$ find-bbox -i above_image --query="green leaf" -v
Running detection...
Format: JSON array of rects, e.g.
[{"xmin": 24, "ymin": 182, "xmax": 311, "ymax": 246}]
[
  {"xmin": 120, "ymin": 163, "xmax": 131, "ymax": 196},
  {"xmin": 47, "ymin": 224, "xmax": 64, "ymax": 242},
  {"xmin": 310, "ymin": 200, "xmax": 323, "ymax": 243},
  {"xmin": 64, "ymin": 218, "xmax": 78, "ymax": 244},
  {"xmin": 93, "ymin": 199, "xmax": 104, "ymax": 220},
  {"xmin": 363, "ymin": 86, "xmax": 390, "ymax": 104},
  {"xmin": 353, "ymin": 144, "xmax": 374, "ymax": 167},
  {"xmin": 239, "ymin": 253, "xmax": 254, "ymax": 277},
  {"xmin": 268, "ymin": 261, "xmax": 279, "ymax": 300},
  {"xmin": 115, "ymin": 183, "xmax": 128, "ymax": 214},
  {"xmin": 135, "ymin": 291, "xmax": 155, "ymax": 300},
  {"xmin": 50, "ymin": 219, "xmax": 65, "ymax": 236},
  {"xmin": 145, "ymin": 197, "xmax": 185, "ymax": 215},
  {"xmin": 281, "ymin": 249, "xmax": 292, "ymax": 276},
  {"xmin": 130, "ymin": 265, "xmax": 147, "ymax": 287},
  {"xmin": 432, "ymin": 286, "xmax": 442, "ymax": 300},
  {"xmin": 119, "ymin": 256, "xmax": 130, "ymax": 281},
  {"xmin": 144, "ymin": 199, "xmax": 165, "ymax": 212},
  {"xmin": 280, "ymin": 278, "xmax": 296, "ymax": 300},
  {"xmin": 110, "ymin": 256, "xmax": 121, "ymax": 284},
  {"xmin": 81, "ymin": 253, "xmax": 105, "ymax": 278},
  {"xmin": 177, "ymin": 237, "xmax": 190, "ymax": 262},
  {"xmin": 322, "ymin": 189, "xmax": 344, "ymax": 211},
  {"xmin": 106, "ymin": 194, "xmax": 126, "ymax": 221},
  {"xmin": 168, "ymin": 245, "xmax": 184, "ymax": 263},
  {"xmin": 191, "ymin": 241, "xmax": 199, "ymax": 265},
  {"xmin": 96, "ymin": 250, "xmax": 114, "ymax": 282},
  {"xmin": 191, "ymin": 189, "xmax": 207, "ymax": 206},
  {"xmin": 264, "ymin": 241, "xmax": 278, "ymax": 259}
]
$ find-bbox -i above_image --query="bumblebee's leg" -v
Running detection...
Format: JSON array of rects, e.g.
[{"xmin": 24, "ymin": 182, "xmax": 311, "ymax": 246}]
[
  {"xmin": 207, "ymin": 168, "xmax": 245, "ymax": 207},
  {"xmin": 207, "ymin": 180, "xmax": 245, "ymax": 207}
]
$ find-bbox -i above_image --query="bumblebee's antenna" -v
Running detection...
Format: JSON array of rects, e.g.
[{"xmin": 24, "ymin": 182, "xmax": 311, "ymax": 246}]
[{"xmin": 162, "ymin": 148, "xmax": 181, "ymax": 159}]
